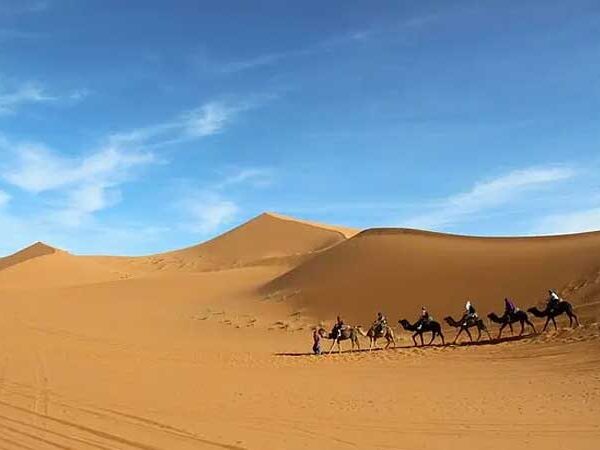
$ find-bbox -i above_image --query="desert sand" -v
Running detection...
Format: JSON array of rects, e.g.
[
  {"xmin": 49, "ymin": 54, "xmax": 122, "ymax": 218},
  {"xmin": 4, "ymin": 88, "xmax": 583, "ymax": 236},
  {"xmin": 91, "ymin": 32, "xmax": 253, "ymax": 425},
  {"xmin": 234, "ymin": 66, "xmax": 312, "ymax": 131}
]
[{"xmin": 0, "ymin": 212, "xmax": 598, "ymax": 449}]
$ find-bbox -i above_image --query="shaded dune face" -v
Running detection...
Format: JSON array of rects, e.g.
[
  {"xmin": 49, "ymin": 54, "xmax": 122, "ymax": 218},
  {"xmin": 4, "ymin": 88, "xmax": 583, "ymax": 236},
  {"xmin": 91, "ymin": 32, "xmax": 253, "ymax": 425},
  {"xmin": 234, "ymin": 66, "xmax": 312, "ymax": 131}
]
[
  {"xmin": 264, "ymin": 228, "xmax": 600, "ymax": 323},
  {"xmin": 0, "ymin": 241, "xmax": 58, "ymax": 271}
]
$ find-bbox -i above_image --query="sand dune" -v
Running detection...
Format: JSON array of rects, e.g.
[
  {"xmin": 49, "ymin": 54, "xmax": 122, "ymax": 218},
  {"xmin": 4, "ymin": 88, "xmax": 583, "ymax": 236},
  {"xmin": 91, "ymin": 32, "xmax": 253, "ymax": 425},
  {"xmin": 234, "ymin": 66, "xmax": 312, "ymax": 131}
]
[
  {"xmin": 0, "ymin": 241, "xmax": 59, "ymax": 271},
  {"xmin": 0, "ymin": 213, "xmax": 357, "ymax": 289},
  {"xmin": 0, "ymin": 214, "xmax": 598, "ymax": 449},
  {"xmin": 157, "ymin": 212, "xmax": 357, "ymax": 270},
  {"xmin": 0, "ymin": 248, "xmax": 128, "ymax": 289},
  {"xmin": 265, "ymin": 228, "xmax": 600, "ymax": 324}
]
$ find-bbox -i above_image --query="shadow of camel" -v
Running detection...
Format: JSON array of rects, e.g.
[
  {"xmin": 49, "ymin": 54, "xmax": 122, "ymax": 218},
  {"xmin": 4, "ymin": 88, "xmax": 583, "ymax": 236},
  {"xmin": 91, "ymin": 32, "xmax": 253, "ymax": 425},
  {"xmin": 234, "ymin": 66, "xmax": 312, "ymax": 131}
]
[{"xmin": 275, "ymin": 333, "xmax": 536, "ymax": 357}]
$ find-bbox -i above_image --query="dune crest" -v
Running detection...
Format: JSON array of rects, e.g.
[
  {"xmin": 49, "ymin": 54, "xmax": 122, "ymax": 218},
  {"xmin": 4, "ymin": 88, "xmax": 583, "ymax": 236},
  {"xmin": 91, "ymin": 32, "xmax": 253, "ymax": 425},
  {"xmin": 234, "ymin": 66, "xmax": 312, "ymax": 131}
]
[
  {"xmin": 151, "ymin": 212, "xmax": 358, "ymax": 271},
  {"xmin": 0, "ymin": 241, "xmax": 62, "ymax": 271}
]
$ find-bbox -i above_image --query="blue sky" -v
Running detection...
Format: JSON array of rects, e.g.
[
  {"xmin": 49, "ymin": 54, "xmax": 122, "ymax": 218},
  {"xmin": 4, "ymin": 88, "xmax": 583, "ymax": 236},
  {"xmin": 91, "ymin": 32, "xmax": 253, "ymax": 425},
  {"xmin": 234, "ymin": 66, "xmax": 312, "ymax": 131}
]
[{"xmin": 0, "ymin": 0, "xmax": 599, "ymax": 255}]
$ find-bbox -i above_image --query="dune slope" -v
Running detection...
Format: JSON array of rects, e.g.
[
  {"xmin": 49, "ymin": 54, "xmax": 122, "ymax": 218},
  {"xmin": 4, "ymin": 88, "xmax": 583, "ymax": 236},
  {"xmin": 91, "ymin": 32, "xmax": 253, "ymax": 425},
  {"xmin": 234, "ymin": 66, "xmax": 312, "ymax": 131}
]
[
  {"xmin": 265, "ymin": 228, "xmax": 600, "ymax": 323},
  {"xmin": 152, "ymin": 212, "xmax": 358, "ymax": 271},
  {"xmin": 0, "ymin": 241, "xmax": 58, "ymax": 271}
]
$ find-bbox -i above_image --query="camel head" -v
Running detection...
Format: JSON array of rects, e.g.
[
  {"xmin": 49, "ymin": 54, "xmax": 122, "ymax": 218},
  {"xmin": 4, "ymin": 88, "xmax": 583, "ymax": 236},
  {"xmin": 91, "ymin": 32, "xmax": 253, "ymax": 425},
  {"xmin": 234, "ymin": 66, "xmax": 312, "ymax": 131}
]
[
  {"xmin": 527, "ymin": 306, "xmax": 545, "ymax": 317},
  {"xmin": 398, "ymin": 319, "xmax": 411, "ymax": 329},
  {"xmin": 487, "ymin": 312, "xmax": 502, "ymax": 323}
]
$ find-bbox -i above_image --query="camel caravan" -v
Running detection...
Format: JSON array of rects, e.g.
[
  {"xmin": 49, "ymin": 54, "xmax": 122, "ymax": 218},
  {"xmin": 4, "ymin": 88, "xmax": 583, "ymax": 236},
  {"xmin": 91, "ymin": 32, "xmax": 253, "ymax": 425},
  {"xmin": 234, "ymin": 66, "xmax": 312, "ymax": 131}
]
[{"xmin": 312, "ymin": 290, "xmax": 580, "ymax": 355}]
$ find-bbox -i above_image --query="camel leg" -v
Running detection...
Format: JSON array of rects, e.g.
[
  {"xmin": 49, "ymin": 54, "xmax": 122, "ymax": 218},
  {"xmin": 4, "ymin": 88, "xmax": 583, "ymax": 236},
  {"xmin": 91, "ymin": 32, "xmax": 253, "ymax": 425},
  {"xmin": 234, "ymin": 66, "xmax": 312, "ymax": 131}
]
[
  {"xmin": 508, "ymin": 322, "xmax": 514, "ymax": 336},
  {"xmin": 419, "ymin": 333, "xmax": 424, "ymax": 346},
  {"xmin": 542, "ymin": 317, "xmax": 550, "ymax": 332},
  {"xmin": 338, "ymin": 340, "xmax": 342, "ymax": 353},
  {"xmin": 519, "ymin": 320, "xmax": 525, "ymax": 336},
  {"xmin": 328, "ymin": 339, "xmax": 337, "ymax": 355},
  {"xmin": 428, "ymin": 332, "xmax": 435, "ymax": 345},
  {"xmin": 385, "ymin": 334, "xmax": 394, "ymax": 349},
  {"xmin": 440, "ymin": 331, "xmax": 445, "ymax": 346},
  {"xmin": 567, "ymin": 310, "xmax": 579, "ymax": 328},
  {"xmin": 453, "ymin": 327, "xmax": 463, "ymax": 344},
  {"xmin": 498, "ymin": 323, "xmax": 506, "ymax": 339},
  {"xmin": 466, "ymin": 328, "xmax": 474, "ymax": 343},
  {"xmin": 474, "ymin": 327, "xmax": 481, "ymax": 342},
  {"xmin": 411, "ymin": 333, "xmax": 417, "ymax": 346},
  {"xmin": 551, "ymin": 316, "xmax": 557, "ymax": 331},
  {"xmin": 526, "ymin": 319, "xmax": 536, "ymax": 334}
]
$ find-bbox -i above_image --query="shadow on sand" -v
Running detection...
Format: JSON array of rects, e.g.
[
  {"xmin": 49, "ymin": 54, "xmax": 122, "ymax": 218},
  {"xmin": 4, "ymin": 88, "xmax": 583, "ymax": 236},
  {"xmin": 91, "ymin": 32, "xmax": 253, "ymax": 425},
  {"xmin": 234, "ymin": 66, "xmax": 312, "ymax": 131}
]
[{"xmin": 275, "ymin": 333, "xmax": 536, "ymax": 357}]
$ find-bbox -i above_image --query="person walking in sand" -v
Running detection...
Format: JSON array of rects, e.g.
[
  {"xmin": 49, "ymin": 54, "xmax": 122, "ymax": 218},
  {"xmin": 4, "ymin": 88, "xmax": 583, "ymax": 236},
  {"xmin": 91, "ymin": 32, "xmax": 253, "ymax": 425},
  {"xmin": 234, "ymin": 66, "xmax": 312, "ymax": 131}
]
[{"xmin": 312, "ymin": 328, "xmax": 322, "ymax": 355}]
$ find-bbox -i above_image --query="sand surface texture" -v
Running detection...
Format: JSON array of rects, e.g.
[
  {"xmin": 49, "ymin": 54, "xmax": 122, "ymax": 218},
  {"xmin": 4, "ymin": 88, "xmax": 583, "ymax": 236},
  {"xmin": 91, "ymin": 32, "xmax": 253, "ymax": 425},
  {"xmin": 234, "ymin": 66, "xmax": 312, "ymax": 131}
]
[{"xmin": 0, "ymin": 213, "xmax": 598, "ymax": 449}]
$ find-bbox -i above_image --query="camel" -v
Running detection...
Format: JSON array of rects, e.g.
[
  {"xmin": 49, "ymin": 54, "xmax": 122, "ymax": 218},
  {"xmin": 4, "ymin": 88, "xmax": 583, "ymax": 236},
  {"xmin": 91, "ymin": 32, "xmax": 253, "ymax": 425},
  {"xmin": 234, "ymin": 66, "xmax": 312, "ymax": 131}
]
[
  {"xmin": 398, "ymin": 319, "xmax": 445, "ymax": 346},
  {"xmin": 318, "ymin": 327, "xmax": 361, "ymax": 354},
  {"xmin": 444, "ymin": 315, "xmax": 492, "ymax": 344},
  {"xmin": 487, "ymin": 310, "xmax": 536, "ymax": 339},
  {"xmin": 527, "ymin": 301, "xmax": 579, "ymax": 332},
  {"xmin": 357, "ymin": 324, "xmax": 396, "ymax": 351}
]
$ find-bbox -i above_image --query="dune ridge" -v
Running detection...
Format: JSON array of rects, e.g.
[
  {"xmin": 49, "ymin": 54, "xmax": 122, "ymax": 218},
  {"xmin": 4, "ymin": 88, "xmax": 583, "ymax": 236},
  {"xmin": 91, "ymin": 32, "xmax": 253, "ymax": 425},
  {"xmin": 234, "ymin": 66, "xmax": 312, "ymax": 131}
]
[
  {"xmin": 265, "ymin": 225, "xmax": 600, "ymax": 323},
  {"xmin": 0, "ymin": 241, "xmax": 60, "ymax": 271},
  {"xmin": 144, "ymin": 212, "xmax": 358, "ymax": 272}
]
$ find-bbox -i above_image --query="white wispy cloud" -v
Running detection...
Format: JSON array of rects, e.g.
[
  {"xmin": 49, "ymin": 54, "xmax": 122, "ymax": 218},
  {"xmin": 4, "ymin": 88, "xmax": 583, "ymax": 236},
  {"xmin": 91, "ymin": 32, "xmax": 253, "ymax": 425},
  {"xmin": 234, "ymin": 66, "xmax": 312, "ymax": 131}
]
[
  {"xmin": 110, "ymin": 97, "xmax": 267, "ymax": 150},
  {"xmin": 533, "ymin": 207, "xmax": 600, "ymax": 235},
  {"xmin": 67, "ymin": 88, "xmax": 91, "ymax": 102},
  {"xmin": 4, "ymin": 144, "xmax": 154, "ymax": 193},
  {"xmin": 0, "ymin": 190, "xmax": 11, "ymax": 207},
  {"xmin": 213, "ymin": 32, "xmax": 368, "ymax": 74},
  {"xmin": 0, "ymin": 83, "xmax": 54, "ymax": 114},
  {"xmin": 215, "ymin": 168, "xmax": 274, "ymax": 189},
  {"xmin": 177, "ymin": 167, "xmax": 274, "ymax": 235},
  {"xmin": 0, "ymin": 81, "xmax": 89, "ymax": 115},
  {"xmin": 210, "ymin": 14, "xmax": 441, "ymax": 75},
  {"xmin": 51, "ymin": 182, "xmax": 122, "ymax": 227},
  {"xmin": 1, "ymin": 93, "xmax": 266, "ymax": 230},
  {"xmin": 2, "ymin": 143, "xmax": 155, "ymax": 227},
  {"xmin": 183, "ymin": 102, "xmax": 243, "ymax": 137},
  {"xmin": 402, "ymin": 166, "xmax": 576, "ymax": 230},
  {"xmin": 180, "ymin": 192, "xmax": 239, "ymax": 234}
]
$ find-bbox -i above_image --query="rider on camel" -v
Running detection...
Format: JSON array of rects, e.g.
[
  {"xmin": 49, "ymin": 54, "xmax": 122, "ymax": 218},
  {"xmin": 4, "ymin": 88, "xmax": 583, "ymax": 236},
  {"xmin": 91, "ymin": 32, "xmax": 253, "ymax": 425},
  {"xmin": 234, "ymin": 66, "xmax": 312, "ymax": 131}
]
[
  {"xmin": 416, "ymin": 306, "xmax": 431, "ymax": 331},
  {"xmin": 504, "ymin": 297, "xmax": 518, "ymax": 319},
  {"xmin": 547, "ymin": 289, "xmax": 561, "ymax": 312},
  {"xmin": 373, "ymin": 312, "xmax": 388, "ymax": 335},
  {"xmin": 331, "ymin": 315, "xmax": 345, "ymax": 339},
  {"xmin": 462, "ymin": 301, "xmax": 478, "ymax": 326}
]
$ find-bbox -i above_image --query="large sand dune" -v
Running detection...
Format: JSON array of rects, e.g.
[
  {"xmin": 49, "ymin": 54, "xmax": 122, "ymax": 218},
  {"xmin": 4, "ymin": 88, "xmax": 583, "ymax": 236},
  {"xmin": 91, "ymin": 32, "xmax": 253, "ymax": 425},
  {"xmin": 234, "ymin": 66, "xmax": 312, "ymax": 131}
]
[
  {"xmin": 0, "ymin": 213, "xmax": 598, "ymax": 450},
  {"xmin": 153, "ymin": 212, "xmax": 357, "ymax": 271},
  {"xmin": 266, "ymin": 228, "xmax": 600, "ymax": 323}
]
